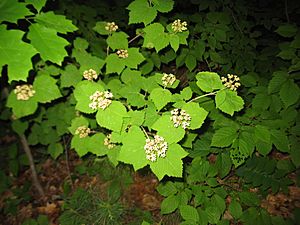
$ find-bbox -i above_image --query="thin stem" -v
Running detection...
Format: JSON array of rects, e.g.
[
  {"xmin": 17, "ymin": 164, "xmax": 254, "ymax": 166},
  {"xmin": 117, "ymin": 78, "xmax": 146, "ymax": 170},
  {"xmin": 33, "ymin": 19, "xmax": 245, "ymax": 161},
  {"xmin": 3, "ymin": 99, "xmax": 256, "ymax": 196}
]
[
  {"xmin": 106, "ymin": 46, "xmax": 110, "ymax": 56},
  {"xmin": 205, "ymin": 59, "xmax": 211, "ymax": 71},
  {"xmin": 188, "ymin": 91, "xmax": 218, "ymax": 103},
  {"xmin": 63, "ymin": 136, "xmax": 74, "ymax": 189},
  {"xmin": 20, "ymin": 134, "xmax": 45, "ymax": 197},
  {"xmin": 2, "ymin": 88, "xmax": 45, "ymax": 197},
  {"xmin": 229, "ymin": 7, "xmax": 243, "ymax": 34},
  {"xmin": 285, "ymin": 0, "xmax": 290, "ymax": 23},
  {"xmin": 128, "ymin": 33, "xmax": 143, "ymax": 44},
  {"xmin": 140, "ymin": 126, "xmax": 150, "ymax": 139}
]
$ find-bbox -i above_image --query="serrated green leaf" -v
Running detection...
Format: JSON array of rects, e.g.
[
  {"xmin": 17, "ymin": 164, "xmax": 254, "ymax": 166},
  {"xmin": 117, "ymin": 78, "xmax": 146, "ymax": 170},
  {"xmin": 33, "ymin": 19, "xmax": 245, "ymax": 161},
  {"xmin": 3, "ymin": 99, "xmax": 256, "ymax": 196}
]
[
  {"xmin": 25, "ymin": 0, "xmax": 46, "ymax": 12},
  {"xmin": 127, "ymin": 0, "xmax": 157, "ymax": 25},
  {"xmin": 0, "ymin": 0, "xmax": 32, "ymax": 23},
  {"xmin": 256, "ymin": 140, "xmax": 272, "ymax": 156},
  {"xmin": 28, "ymin": 23, "xmax": 69, "ymax": 65},
  {"xmin": 153, "ymin": 0, "xmax": 174, "ymax": 12},
  {"xmin": 48, "ymin": 142, "xmax": 64, "ymax": 159},
  {"xmin": 107, "ymin": 32, "xmax": 128, "ymax": 50},
  {"xmin": 161, "ymin": 194, "xmax": 179, "ymax": 214},
  {"xmin": 74, "ymin": 81, "xmax": 105, "ymax": 113},
  {"xmin": 180, "ymin": 87, "xmax": 193, "ymax": 100},
  {"xmin": 275, "ymin": 24, "xmax": 298, "ymax": 37},
  {"xmin": 229, "ymin": 200, "xmax": 243, "ymax": 219},
  {"xmin": 239, "ymin": 192, "xmax": 260, "ymax": 206},
  {"xmin": 181, "ymin": 133, "xmax": 198, "ymax": 148},
  {"xmin": 33, "ymin": 75, "xmax": 62, "ymax": 103},
  {"xmin": 182, "ymin": 102, "xmax": 208, "ymax": 130},
  {"xmin": 157, "ymin": 182, "xmax": 178, "ymax": 196},
  {"xmin": 34, "ymin": 12, "xmax": 78, "ymax": 34},
  {"xmin": 128, "ymin": 110, "xmax": 145, "ymax": 126},
  {"xmin": 215, "ymin": 89, "xmax": 244, "ymax": 116},
  {"xmin": 93, "ymin": 21, "xmax": 110, "ymax": 35},
  {"xmin": 169, "ymin": 34, "xmax": 179, "ymax": 52},
  {"xmin": 124, "ymin": 48, "xmax": 145, "ymax": 68},
  {"xmin": 60, "ymin": 64, "xmax": 82, "ymax": 88},
  {"xmin": 216, "ymin": 153, "xmax": 232, "ymax": 178},
  {"xmin": 196, "ymin": 71, "xmax": 223, "ymax": 92},
  {"xmin": 6, "ymin": 91, "xmax": 38, "ymax": 118},
  {"xmin": 12, "ymin": 120, "xmax": 28, "ymax": 136},
  {"xmin": 185, "ymin": 54, "xmax": 197, "ymax": 71},
  {"xmin": 150, "ymin": 88, "xmax": 172, "ymax": 111},
  {"xmin": 0, "ymin": 26, "xmax": 38, "ymax": 82},
  {"xmin": 205, "ymin": 206, "xmax": 221, "ymax": 224},
  {"xmin": 268, "ymin": 71, "xmax": 288, "ymax": 94},
  {"xmin": 143, "ymin": 23, "xmax": 169, "ymax": 52},
  {"xmin": 152, "ymin": 115, "xmax": 185, "ymax": 143},
  {"xmin": 255, "ymin": 125, "xmax": 270, "ymax": 143},
  {"xmin": 105, "ymin": 54, "xmax": 126, "ymax": 74},
  {"xmin": 211, "ymin": 127, "xmax": 238, "ymax": 147},
  {"xmin": 150, "ymin": 143, "xmax": 188, "ymax": 180},
  {"xmin": 118, "ymin": 126, "xmax": 148, "ymax": 170},
  {"xmin": 271, "ymin": 130, "xmax": 290, "ymax": 153},
  {"xmin": 279, "ymin": 79, "xmax": 300, "ymax": 108},
  {"xmin": 69, "ymin": 116, "xmax": 89, "ymax": 134},
  {"xmin": 96, "ymin": 101, "xmax": 128, "ymax": 132},
  {"xmin": 180, "ymin": 205, "xmax": 199, "ymax": 223}
]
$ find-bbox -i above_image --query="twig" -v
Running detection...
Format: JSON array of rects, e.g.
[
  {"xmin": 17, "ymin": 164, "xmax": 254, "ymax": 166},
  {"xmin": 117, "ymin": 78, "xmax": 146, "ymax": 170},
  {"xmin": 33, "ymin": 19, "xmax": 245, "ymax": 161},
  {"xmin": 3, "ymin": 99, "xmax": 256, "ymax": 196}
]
[
  {"xmin": 205, "ymin": 59, "xmax": 211, "ymax": 71},
  {"xmin": 285, "ymin": 0, "xmax": 290, "ymax": 23},
  {"xmin": 128, "ymin": 33, "xmax": 143, "ymax": 44},
  {"xmin": 20, "ymin": 134, "xmax": 45, "ymax": 197},
  {"xmin": 2, "ymin": 87, "xmax": 45, "ymax": 197},
  {"xmin": 63, "ymin": 136, "xmax": 74, "ymax": 189},
  {"xmin": 188, "ymin": 91, "xmax": 218, "ymax": 103},
  {"xmin": 229, "ymin": 8, "xmax": 243, "ymax": 34}
]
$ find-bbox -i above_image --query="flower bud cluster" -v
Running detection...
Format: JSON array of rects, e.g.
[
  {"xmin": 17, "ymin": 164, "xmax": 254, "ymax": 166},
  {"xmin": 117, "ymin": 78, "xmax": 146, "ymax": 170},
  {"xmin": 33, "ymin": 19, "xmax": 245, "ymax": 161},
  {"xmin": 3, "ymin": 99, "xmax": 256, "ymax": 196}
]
[
  {"xmin": 75, "ymin": 126, "xmax": 91, "ymax": 138},
  {"xmin": 14, "ymin": 84, "xmax": 35, "ymax": 101},
  {"xmin": 104, "ymin": 133, "xmax": 116, "ymax": 149},
  {"xmin": 144, "ymin": 135, "xmax": 168, "ymax": 162},
  {"xmin": 221, "ymin": 74, "xmax": 241, "ymax": 91},
  {"xmin": 116, "ymin": 49, "xmax": 129, "ymax": 58},
  {"xmin": 162, "ymin": 73, "xmax": 176, "ymax": 86},
  {"xmin": 170, "ymin": 108, "xmax": 191, "ymax": 129},
  {"xmin": 171, "ymin": 19, "xmax": 188, "ymax": 33},
  {"xmin": 83, "ymin": 69, "xmax": 98, "ymax": 81},
  {"xmin": 89, "ymin": 91, "xmax": 113, "ymax": 110},
  {"xmin": 105, "ymin": 22, "xmax": 118, "ymax": 32}
]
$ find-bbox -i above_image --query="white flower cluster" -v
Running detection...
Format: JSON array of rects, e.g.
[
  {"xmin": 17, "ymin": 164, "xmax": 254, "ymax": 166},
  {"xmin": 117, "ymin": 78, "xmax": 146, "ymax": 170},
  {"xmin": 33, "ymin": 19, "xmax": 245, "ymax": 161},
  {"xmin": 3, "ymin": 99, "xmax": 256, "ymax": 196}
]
[
  {"xmin": 14, "ymin": 84, "xmax": 35, "ymax": 101},
  {"xmin": 116, "ymin": 49, "xmax": 129, "ymax": 58},
  {"xmin": 221, "ymin": 74, "xmax": 241, "ymax": 91},
  {"xmin": 83, "ymin": 69, "xmax": 98, "ymax": 81},
  {"xmin": 144, "ymin": 135, "xmax": 168, "ymax": 162},
  {"xmin": 170, "ymin": 108, "xmax": 191, "ymax": 129},
  {"xmin": 105, "ymin": 22, "xmax": 118, "ymax": 32},
  {"xmin": 104, "ymin": 133, "xmax": 116, "ymax": 149},
  {"xmin": 75, "ymin": 126, "xmax": 91, "ymax": 138},
  {"xmin": 89, "ymin": 91, "xmax": 113, "ymax": 110},
  {"xmin": 162, "ymin": 73, "xmax": 176, "ymax": 86},
  {"xmin": 171, "ymin": 19, "xmax": 188, "ymax": 33}
]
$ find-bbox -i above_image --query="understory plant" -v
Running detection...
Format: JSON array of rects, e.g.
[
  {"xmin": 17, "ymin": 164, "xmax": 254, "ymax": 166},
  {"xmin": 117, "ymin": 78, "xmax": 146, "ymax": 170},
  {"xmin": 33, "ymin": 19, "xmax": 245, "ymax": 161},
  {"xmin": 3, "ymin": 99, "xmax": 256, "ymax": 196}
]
[{"xmin": 0, "ymin": 0, "xmax": 299, "ymax": 224}]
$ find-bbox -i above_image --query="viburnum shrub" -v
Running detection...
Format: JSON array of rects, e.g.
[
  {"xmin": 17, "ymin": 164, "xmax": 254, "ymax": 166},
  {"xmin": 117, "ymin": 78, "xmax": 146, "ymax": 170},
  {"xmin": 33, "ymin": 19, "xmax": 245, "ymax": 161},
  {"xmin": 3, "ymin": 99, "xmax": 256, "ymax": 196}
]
[{"xmin": 0, "ymin": 0, "xmax": 299, "ymax": 224}]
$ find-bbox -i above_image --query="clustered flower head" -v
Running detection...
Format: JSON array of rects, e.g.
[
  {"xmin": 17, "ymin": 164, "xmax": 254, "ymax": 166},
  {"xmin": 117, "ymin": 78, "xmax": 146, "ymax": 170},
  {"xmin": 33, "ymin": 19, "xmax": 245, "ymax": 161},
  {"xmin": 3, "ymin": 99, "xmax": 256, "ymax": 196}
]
[
  {"xmin": 83, "ymin": 69, "xmax": 98, "ymax": 81},
  {"xmin": 162, "ymin": 73, "xmax": 176, "ymax": 86},
  {"xmin": 14, "ymin": 84, "xmax": 35, "ymax": 101},
  {"xmin": 75, "ymin": 126, "xmax": 91, "ymax": 138},
  {"xmin": 170, "ymin": 108, "xmax": 191, "ymax": 129},
  {"xmin": 221, "ymin": 74, "xmax": 241, "ymax": 91},
  {"xmin": 116, "ymin": 49, "xmax": 129, "ymax": 58},
  {"xmin": 171, "ymin": 19, "xmax": 188, "ymax": 33},
  {"xmin": 104, "ymin": 133, "xmax": 116, "ymax": 149},
  {"xmin": 144, "ymin": 135, "xmax": 168, "ymax": 162},
  {"xmin": 89, "ymin": 91, "xmax": 113, "ymax": 110},
  {"xmin": 105, "ymin": 22, "xmax": 118, "ymax": 32}
]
